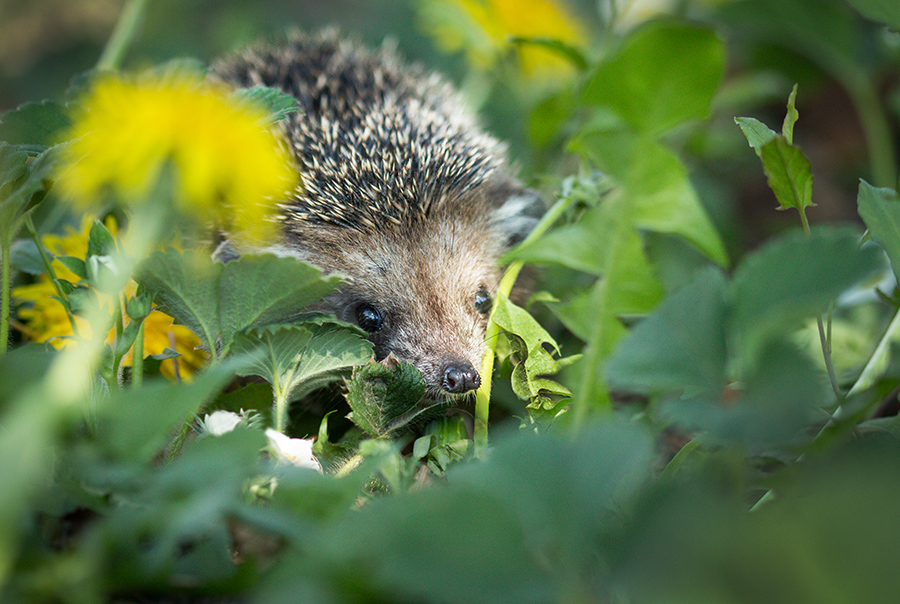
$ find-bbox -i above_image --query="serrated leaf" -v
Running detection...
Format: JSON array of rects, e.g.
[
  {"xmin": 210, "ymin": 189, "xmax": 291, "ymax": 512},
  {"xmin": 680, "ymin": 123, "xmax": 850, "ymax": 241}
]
[
  {"xmin": 345, "ymin": 359, "xmax": 431, "ymax": 437},
  {"xmin": 758, "ymin": 136, "xmax": 814, "ymax": 212},
  {"xmin": 581, "ymin": 20, "xmax": 724, "ymax": 135},
  {"xmin": 735, "ymin": 116, "xmax": 778, "ymax": 153},
  {"xmin": 0, "ymin": 101, "xmax": 71, "ymax": 155},
  {"xmin": 137, "ymin": 249, "xmax": 222, "ymax": 355},
  {"xmin": 857, "ymin": 180, "xmax": 900, "ymax": 282},
  {"xmin": 232, "ymin": 323, "xmax": 372, "ymax": 429},
  {"xmin": 138, "ymin": 250, "xmax": 342, "ymax": 359},
  {"xmin": 230, "ymin": 86, "xmax": 300, "ymax": 125}
]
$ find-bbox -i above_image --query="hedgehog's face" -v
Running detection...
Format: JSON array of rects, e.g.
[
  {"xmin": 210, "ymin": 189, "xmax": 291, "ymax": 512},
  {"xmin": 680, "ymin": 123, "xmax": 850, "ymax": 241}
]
[{"xmin": 298, "ymin": 218, "xmax": 504, "ymax": 401}]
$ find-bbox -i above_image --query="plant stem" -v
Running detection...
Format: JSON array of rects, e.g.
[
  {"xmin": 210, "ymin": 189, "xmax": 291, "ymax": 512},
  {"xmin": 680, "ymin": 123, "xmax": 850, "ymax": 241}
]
[
  {"xmin": 1, "ymin": 238, "xmax": 10, "ymax": 355},
  {"xmin": 24, "ymin": 215, "xmax": 80, "ymax": 336},
  {"xmin": 473, "ymin": 192, "xmax": 578, "ymax": 455},
  {"xmin": 132, "ymin": 321, "xmax": 144, "ymax": 387},
  {"xmin": 96, "ymin": 0, "xmax": 149, "ymax": 71}
]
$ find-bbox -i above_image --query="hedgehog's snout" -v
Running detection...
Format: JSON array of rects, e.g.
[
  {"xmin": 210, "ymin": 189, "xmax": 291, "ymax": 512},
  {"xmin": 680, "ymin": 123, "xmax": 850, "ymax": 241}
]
[{"xmin": 441, "ymin": 361, "xmax": 481, "ymax": 394}]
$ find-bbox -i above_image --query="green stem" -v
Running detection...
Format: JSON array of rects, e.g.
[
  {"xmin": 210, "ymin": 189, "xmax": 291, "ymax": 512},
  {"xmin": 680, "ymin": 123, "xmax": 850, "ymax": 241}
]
[
  {"xmin": 1, "ymin": 237, "xmax": 10, "ymax": 355},
  {"xmin": 842, "ymin": 71, "xmax": 897, "ymax": 189},
  {"xmin": 132, "ymin": 320, "xmax": 144, "ymax": 388},
  {"xmin": 96, "ymin": 0, "xmax": 149, "ymax": 71},
  {"xmin": 24, "ymin": 215, "xmax": 80, "ymax": 337},
  {"xmin": 473, "ymin": 192, "xmax": 580, "ymax": 455}
]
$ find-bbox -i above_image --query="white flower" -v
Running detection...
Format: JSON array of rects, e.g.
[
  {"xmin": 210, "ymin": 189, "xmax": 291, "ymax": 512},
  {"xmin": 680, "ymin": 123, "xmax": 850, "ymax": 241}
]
[
  {"xmin": 203, "ymin": 410, "xmax": 243, "ymax": 436},
  {"xmin": 265, "ymin": 428, "xmax": 323, "ymax": 473}
]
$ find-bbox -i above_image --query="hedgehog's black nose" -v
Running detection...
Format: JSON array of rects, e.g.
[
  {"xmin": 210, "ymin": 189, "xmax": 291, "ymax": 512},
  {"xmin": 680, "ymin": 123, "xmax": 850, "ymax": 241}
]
[{"xmin": 442, "ymin": 362, "xmax": 481, "ymax": 393}]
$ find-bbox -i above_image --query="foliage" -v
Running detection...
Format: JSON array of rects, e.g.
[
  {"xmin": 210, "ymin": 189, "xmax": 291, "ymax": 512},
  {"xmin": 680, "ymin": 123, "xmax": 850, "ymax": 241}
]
[{"xmin": 2, "ymin": 0, "xmax": 900, "ymax": 602}]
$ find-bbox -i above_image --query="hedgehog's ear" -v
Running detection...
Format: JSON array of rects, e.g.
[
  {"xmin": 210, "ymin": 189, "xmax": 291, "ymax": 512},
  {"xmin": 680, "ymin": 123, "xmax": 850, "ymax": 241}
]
[{"xmin": 491, "ymin": 188, "xmax": 545, "ymax": 249}]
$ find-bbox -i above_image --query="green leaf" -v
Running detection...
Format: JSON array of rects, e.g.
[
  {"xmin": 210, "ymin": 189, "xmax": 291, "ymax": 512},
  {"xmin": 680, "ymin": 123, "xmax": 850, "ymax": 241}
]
[
  {"xmin": 508, "ymin": 36, "xmax": 588, "ymax": 71},
  {"xmin": 569, "ymin": 127, "xmax": 728, "ymax": 266},
  {"xmin": 56, "ymin": 256, "xmax": 86, "ymax": 280},
  {"xmin": 857, "ymin": 180, "xmax": 900, "ymax": 282},
  {"xmin": 735, "ymin": 116, "xmax": 778, "ymax": 153},
  {"xmin": 581, "ymin": 20, "xmax": 724, "ymax": 135},
  {"xmin": 758, "ymin": 136, "xmax": 814, "ymax": 212},
  {"xmin": 98, "ymin": 366, "xmax": 237, "ymax": 463},
  {"xmin": 731, "ymin": 226, "xmax": 883, "ymax": 361},
  {"xmin": 782, "ymin": 84, "xmax": 799, "ymax": 143},
  {"xmin": 230, "ymin": 86, "xmax": 300, "ymax": 125},
  {"xmin": 606, "ymin": 268, "xmax": 728, "ymax": 397},
  {"xmin": 345, "ymin": 359, "xmax": 431, "ymax": 438},
  {"xmin": 845, "ymin": 0, "xmax": 900, "ymax": 31},
  {"xmin": 138, "ymin": 250, "xmax": 342, "ymax": 359},
  {"xmin": 232, "ymin": 323, "xmax": 372, "ymax": 430},
  {"xmin": 0, "ymin": 101, "xmax": 71, "ymax": 155},
  {"xmin": 0, "ymin": 143, "xmax": 57, "ymax": 245}
]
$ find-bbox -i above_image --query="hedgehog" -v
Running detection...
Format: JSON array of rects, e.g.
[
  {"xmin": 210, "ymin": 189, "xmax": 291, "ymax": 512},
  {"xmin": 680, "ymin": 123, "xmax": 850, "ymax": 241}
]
[{"xmin": 211, "ymin": 31, "xmax": 543, "ymax": 401}]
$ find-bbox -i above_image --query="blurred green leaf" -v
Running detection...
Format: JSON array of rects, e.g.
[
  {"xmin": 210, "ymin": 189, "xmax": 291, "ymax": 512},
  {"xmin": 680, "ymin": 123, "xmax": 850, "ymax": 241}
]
[
  {"xmin": 98, "ymin": 367, "xmax": 237, "ymax": 463},
  {"xmin": 230, "ymin": 85, "xmax": 300, "ymax": 125},
  {"xmin": 732, "ymin": 226, "xmax": 882, "ymax": 359},
  {"xmin": 846, "ymin": 0, "xmax": 900, "ymax": 31},
  {"xmin": 0, "ymin": 101, "xmax": 71, "ymax": 155},
  {"xmin": 782, "ymin": 84, "xmax": 799, "ymax": 143},
  {"xmin": 0, "ymin": 144, "xmax": 57, "ymax": 245},
  {"xmin": 607, "ymin": 268, "xmax": 728, "ymax": 398},
  {"xmin": 570, "ymin": 126, "xmax": 728, "ymax": 265},
  {"xmin": 581, "ymin": 20, "xmax": 724, "ymax": 135},
  {"xmin": 857, "ymin": 180, "xmax": 900, "ymax": 281}
]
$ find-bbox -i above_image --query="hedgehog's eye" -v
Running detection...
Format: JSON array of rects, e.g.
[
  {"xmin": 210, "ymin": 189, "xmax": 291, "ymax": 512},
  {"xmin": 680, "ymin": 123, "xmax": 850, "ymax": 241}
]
[
  {"xmin": 356, "ymin": 303, "xmax": 383, "ymax": 332},
  {"xmin": 474, "ymin": 287, "xmax": 492, "ymax": 315}
]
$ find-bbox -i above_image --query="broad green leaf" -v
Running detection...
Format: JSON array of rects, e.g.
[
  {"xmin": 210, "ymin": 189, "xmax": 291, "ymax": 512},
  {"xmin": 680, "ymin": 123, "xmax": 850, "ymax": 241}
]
[
  {"xmin": 581, "ymin": 20, "xmax": 724, "ymax": 135},
  {"xmin": 731, "ymin": 226, "xmax": 883, "ymax": 361},
  {"xmin": 660, "ymin": 340, "xmax": 822, "ymax": 452},
  {"xmin": 606, "ymin": 268, "xmax": 728, "ymax": 397},
  {"xmin": 218, "ymin": 254, "xmax": 341, "ymax": 348},
  {"xmin": 735, "ymin": 116, "xmax": 778, "ymax": 153},
  {"xmin": 0, "ymin": 101, "xmax": 71, "ymax": 155},
  {"xmin": 758, "ymin": 136, "xmax": 814, "ymax": 212},
  {"xmin": 138, "ymin": 250, "xmax": 342, "ymax": 358},
  {"xmin": 138, "ymin": 249, "xmax": 221, "ymax": 355},
  {"xmin": 232, "ymin": 323, "xmax": 372, "ymax": 430},
  {"xmin": 570, "ymin": 127, "xmax": 728, "ymax": 266},
  {"xmin": 845, "ymin": 0, "xmax": 900, "ymax": 31},
  {"xmin": 230, "ymin": 86, "xmax": 300, "ymax": 125},
  {"xmin": 345, "ymin": 359, "xmax": 431, "ymax": 437},
  {"xmin": 857, "ymin": 180, "xmax": 900, "ymax": 281}
]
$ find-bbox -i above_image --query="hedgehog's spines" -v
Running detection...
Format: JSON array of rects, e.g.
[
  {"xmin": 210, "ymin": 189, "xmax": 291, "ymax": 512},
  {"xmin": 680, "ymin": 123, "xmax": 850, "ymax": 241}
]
[{"xmin": 211, "ymin": 29, "xmax": 508, "ymax": 236}]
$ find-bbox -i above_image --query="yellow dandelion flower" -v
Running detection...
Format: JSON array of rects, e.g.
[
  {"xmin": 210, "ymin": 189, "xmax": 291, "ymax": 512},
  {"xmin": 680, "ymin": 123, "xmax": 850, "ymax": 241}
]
[
  {"xmin": 424, "ymin": 0, "xmax": 586, "ymax": 82},
  {"xmin": 56, "ymin": 68, "xmax": 298, "ymax": 245},
  {"xmin": 12, "ymin": 217, "xmax": 207, "ymax": 380}
]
